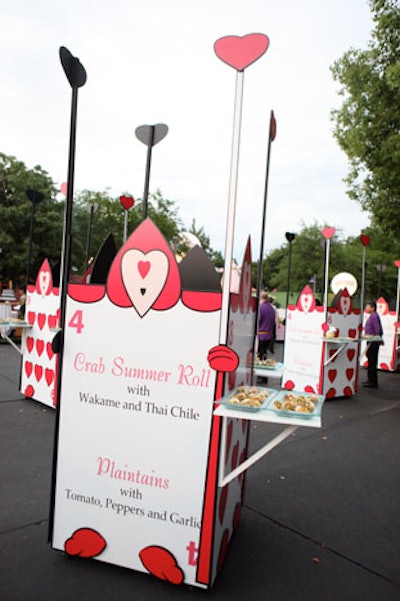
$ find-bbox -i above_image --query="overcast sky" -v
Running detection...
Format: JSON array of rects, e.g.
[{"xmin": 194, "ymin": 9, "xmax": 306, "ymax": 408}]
[{"xmin": 0, "ymin": 0, "xmax": 374, "ymax": 260}]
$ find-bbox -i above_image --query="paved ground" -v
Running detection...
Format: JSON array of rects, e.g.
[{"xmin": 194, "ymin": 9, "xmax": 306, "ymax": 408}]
[{"xmin": 1, "ymin": 341, "xmax": 399, "ymax": 600}]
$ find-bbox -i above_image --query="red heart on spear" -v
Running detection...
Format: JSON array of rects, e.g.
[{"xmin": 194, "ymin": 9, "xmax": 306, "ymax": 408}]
[
  {"xmin": 394, "ymin": 260, "xmax": 400, "ymax": 268},
  {"xmin": 360, "ymin": 234, "xmax": 371, "ymax": 246},
  {"xmin": 119, "ymin": 195, "xmax": 135, "ymax": 210},
  {"xmin": 322, "ymin": 226, "xmax": 335, "ymax": 239},
  {"xmin": 214, "ymin": 33, "xmax": 270, "ymax": 71}
]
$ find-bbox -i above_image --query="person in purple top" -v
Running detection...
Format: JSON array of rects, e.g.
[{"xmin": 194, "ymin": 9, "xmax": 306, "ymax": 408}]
[
  {"xmin": 257, "ymin": 291, "xmax": 276, "ymax": 360},
  {"xmin": 363, "ymin": 300, "xmax": 383, "ymax": 388}
]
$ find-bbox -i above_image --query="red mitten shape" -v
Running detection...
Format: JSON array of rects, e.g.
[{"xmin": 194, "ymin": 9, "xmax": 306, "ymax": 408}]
[
  {"xmin": 207, "ymin": 345, "xmax": 239, "ymax": 373},
  {"xmin": 139, "ymin": 546, "xmax": 184, "ymax": 585},
  {"xmin": 64, "ymin": 528, "xmax": 106, "ymax": 558}
]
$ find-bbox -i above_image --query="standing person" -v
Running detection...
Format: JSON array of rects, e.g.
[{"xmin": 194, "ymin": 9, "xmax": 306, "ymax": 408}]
[
  {"xmin": 257, "ymin": 292, "xmax": 276, "ymax": 360},
  {"xmin": 363, "ymin": 300, "xmax": 383, "ymax": 388}
]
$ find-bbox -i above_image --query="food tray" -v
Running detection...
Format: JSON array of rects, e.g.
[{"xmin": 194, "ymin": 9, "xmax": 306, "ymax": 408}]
[
  {"xmin": 267, "ymin": 390, "xmax": 324, "ymax": 419},
  {"xmin": 219, "ymin": 386, "xmax": 277, "ymax": 412}
]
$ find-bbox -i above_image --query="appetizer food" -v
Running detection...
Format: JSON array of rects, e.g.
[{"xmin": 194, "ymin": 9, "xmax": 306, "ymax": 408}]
[
  {"xmin": 255, "ymin": 357, "xmax": 276, "ymax": 368},
  {"xmin": 273, "ymin": 393, "xmax": 318, "ymax": 414},
  {"xmin": 227, "ymin": 385, "xmax": 270, "ymax": 408}
]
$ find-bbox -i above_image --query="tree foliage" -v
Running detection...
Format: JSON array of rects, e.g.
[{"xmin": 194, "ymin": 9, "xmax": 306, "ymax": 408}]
[
  {"xmin": 0, "ymin": 153, "xmax": 62, "ymax": 286},
  {"xmin": 260, "ymin": 222, "xmax": 400, "ymax": 305},
  {"xmin": 330, "ymin": 0, "xmax": 400, "ymax": 237}
]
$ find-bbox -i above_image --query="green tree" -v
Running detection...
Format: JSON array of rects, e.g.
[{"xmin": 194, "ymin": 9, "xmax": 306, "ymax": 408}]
[
  {"xmin": 0, "ymin": 153, "xmax": 62, "ymax": 287},
  {"xmin": 330, "ymin": 0, "xmax": 400, "ymax": 237}
]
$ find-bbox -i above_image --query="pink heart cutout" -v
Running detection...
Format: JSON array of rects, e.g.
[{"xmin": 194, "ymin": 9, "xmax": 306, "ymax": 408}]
[
  {"xmin": 360, "ymin": 234, "xmax": 371, "ymax": 246},
  {"xmin": 322, "ymin": 226, "xmax": 335, "ymax": 239},
  {"xmin": 214, "ymin": 33, "xmax": 270, "ymax": 71},
  {"xmin": 138, "ymin": 261, "xmax": 151, "ymax": 279},
  {"xmin": 394, "ymin": 260, "xmax": 400, "ymax": 269}
]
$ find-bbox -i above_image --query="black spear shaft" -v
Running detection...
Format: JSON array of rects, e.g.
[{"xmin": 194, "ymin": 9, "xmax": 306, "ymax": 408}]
[
  {"xmin": 252, "ymin": 111, "xmax": 275, "ymax": 376},
  {"xmin": 142, "ymin": 126, "xmax": 155, "ymax": 220},
  {"xmin": 49, "ymin": 47, "xmax": 86, "ymax": 541}
]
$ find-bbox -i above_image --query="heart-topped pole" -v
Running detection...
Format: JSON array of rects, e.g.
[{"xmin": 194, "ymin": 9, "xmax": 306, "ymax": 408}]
[
  {"xmin": 321, "ymin": 226, "xmax": 335, "ymax": 322},
  {"xmin": 394, "ymin": 259, "xmax": 400, "ymax": 320},
  {"xmin": 50, "ymin": 46, "xmax": 87, "ymax": 539},
  {"xmin": 359, "ymin": 233, "xmax": 371, "ymax": 326},
  {"xmin": 119, "ymin": 195, "xmax": 135, "ymax": 243},
  {"xmin": 135, "ymin": 124, "xmax": 168, "ymax": 220},
  {"xmin": 213, "ymin": 33, "xmax": 270, "ymax": 347}
]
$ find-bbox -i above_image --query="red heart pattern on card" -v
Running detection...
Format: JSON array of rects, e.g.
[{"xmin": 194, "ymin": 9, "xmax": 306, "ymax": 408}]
[
  {"xmin": 284, "ymin": 380, "xmax": 295, "ymax": 390},
  {"xmin": 346, "ymin": 368, "xmax": 354, "ymax": 381},
  {"xmin": 27, "ymin": 311, "xmax": 36, "ymax": 325},
  {"xmin": 35, "ymin": 364, "xmax": 43, "ymax": 381},
  {"xmin": 121, "ymin": 249, "xmax": 169, "ymax": 317},
  {"xmin": 25, "ymin": 361, "xmax": 33, "ymax": 377},
  {"xmin": 231, "ymin": 442, "xmax": 239, "ymax": 471},
  {"xmin": 45, "ymin": 368, "xmax": 54, "ymax": 386},
  {"xmin": 328, "ymin": 369, "xmax": 337, "ymax": 383},
  {"xmin": 348, "ymin": 329, "xmax": 357, "ymax": 339},
  {"xmin": 304, "ymin": 385, "xmax": 316, "ymax": 393},
  {"xmin": 343, "ymin": 386, "xmax": 353, "ymax": 397},
  {"xmin": 37, "ymin": 313, "xmax": 46, "ymax": 330},
  {"xmin": 36, "ymin": 339, "xmax": 44, "ymax": 356},
  {"xmin": 24, "ymin": 385, "xmax": 34, "ymax": 397},
  {"xmin": 26, "ymin": 337, "xmax": 34, "ymax": 353},
  {"xmin": 48, "ymin": 314, "xmax": 57, "ymax": 329},
  {"xmin": 219, "ymin": 484, "xmax": 229, "ymax": 524},
  {"xmin": 46, "ymin": 341, "xmax": 54, "ymax": 360},
  {"xmin": 326, "ymin": 387, "xmax": 337, "ymax": 398},
  {"xmin": 347, "ymin": 349, "xmax": 355, "ymax": 361},
  {"xmin": 139, "ymin": 546, "xmax": 184, "ymax": 585},
  {"xmin": 214, "ymin": 33, "xmax": 270, "ymax": 71}
]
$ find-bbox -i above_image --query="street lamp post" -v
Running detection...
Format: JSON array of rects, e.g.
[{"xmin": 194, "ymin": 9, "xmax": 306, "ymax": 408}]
[
  {"xmin": 285, "ymin": 232, "xmax": 295, "ymax": 318},
  {"xmin": 26, "ymin": 189, "xmax": 44, "ymax": 284}
]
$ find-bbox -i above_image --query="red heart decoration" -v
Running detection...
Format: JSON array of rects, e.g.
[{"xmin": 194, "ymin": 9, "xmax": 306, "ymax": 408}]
[
  {"xmin": 214, "ymin": 33, "xmax": 270, "ymax": 71},
  {"xmin": 233, "ymin": 502, "xmax": 242, "ymax": 530},
  {"xmin": 36, "ymin": 339, "xmax": 44, "ymax": 356},
  {"xmin": 24, "ymin": 384, "xmax": 34, "ymax": 397},
  {"xmin": 119, "ymin": 195, "xmax": 135, "ymax": 210},
  {"xmin": 139, "ymin": 546, "xmax": 184, "ymax": 585},
  {"xmin": 27, "ymin": 311, "xmax": 36, "ymax": 325},
  {"xmin": 329, "ymin": 349, "xmax": 337, "ymax": 362},
  {"xmin": 346, "ymin": 368, "xmax": 354, "ymax": 381},
  {"xmin": 48, "ymin": 314, "xmax": 57, "ymax": 329},
  {"xmin": 379, "ymin": 362, "xmax": 389, "ymax": 371},
  {"xmin": 65, "ymin": 528, "xmax": 106, "ymax": 558},
  {"xmin": 35, "ymin": 364, "xmax": 43, "ymax": 382},
  {"xmin": 239, "ymin": 448, "xmax": 246, "ymax": 481},
  {"xmin": 284, "ymin": 380, "xmax": 295, "ymax": 390},
  {"xmin": 348, "ymin": 329, "xmax": 357, "ymax": 339},
  {"xmin": 26, "ymin": 337, "xmax": 34, "ymax": 353},
  {"xmin": 322, "ymin": 226, "xmax": 335, "ymax": 239},
  {"xmin": 304, "ymin": 385, "xmax": 315, "ymax": 393},
  {"xmin": 24, "ymin": 361, "xmax": 33, "ymax": 377},
  {"xmin": 38, "ymin": 313, "xmax": 46, "ymax": 330},
  {"xmin": 321, "ymin": 322, "xmax": 329, "ymax": 333},
  {"xmin": 394, "ymin": 260, "xmax": 400, "ymax": 269},
  {"xmin": 343, "ymin": 386, "xmax": 353, "ymax": 397},
  {"xmin": 347, "ymin": 349, "xmax": 355, "ymax": 361},
  {"xmin": 360, "ymin": 234, "xmax": 371, "ymax": 246},
  {"xmin": 45, "ymin": 368, "xmax": 54, "ymax": 386},
  {"xmin": 328, "ymin": 369, "xmax": 337, "ymax": 383},
  {"xmin": 326, "ymin": 387, "xmax": 337, "ymax": 398},
  {"xmin": 46, "ymin": 341, "xmax": 54, "ymax": 360}
]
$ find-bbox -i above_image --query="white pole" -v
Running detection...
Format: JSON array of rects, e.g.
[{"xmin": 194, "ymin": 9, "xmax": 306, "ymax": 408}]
[
  {"xmin": 219, "ymin": 70, "xmax": 244, "ymax": 344},
  {"xmin": 323, "ymin": 238, "xmax": 330, "ymax": 321}
]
